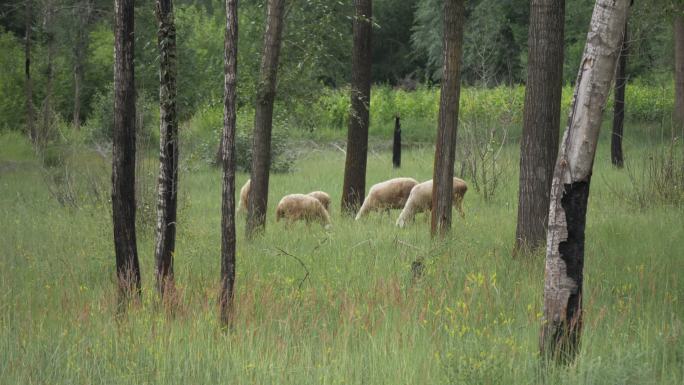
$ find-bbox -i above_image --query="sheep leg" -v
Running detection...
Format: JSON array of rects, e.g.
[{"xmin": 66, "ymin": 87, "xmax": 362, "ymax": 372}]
[{"xmin": 355, "ymin": 196, "xmax": 373, "ymax": 220}]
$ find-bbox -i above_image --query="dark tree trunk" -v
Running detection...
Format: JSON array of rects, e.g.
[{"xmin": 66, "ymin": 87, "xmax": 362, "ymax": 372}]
[
  {"xmin": 393, "ymin": 116, "xmax": 401, "ymax": 168},
  {"xmin": 219, "ymin": 0, "xmax": 238, "ymax": 327},
  {"xmin": 514, "ymin": 0, "xmax": 565, "ymax": 252},
  {"xmin": 25, "ymin": 0, "xmax": 35, "ymax": 142},
  {"xmin": 154, "ymin": 0, "xmax": 179, "ymax": 298},
  {"xmin": 246, "ymin": 0, "xmax": 286, "ymax": 237},
  {"xmin": 341, "ymin": 0, "xmax": 372, "ymax": 215},
  {"xmin": 675, "ymin": 13, "xmax": 684, "ymax": 142},
  {"xmin": 612, "ymin": 23, "xmax": 628, "ymax": 168},
  {"xmin": 112, "ymin": 0, "xmax": 141, "ymax": 303},
  {"xmin": 73, "ymin": 0, "xmax": 91, "ymax": 131},
  {"xmin": 430, "ymin": 0, "xmax": 465, "ymax": 237},
  {"xmin": 540, "ymin": 0, "xmax": 629, "ymax": 362}
]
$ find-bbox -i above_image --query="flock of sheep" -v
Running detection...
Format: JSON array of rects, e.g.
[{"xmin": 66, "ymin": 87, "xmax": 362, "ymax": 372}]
[{"xmin": 237, "ymin": 177, "xmax": 468, "ymax": 228}]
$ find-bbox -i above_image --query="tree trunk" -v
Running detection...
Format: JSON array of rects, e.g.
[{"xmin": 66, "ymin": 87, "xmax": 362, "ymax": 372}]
[
  {"xmin": 674, "ymin": 12, "xmax": 684, "ymax": 142},
  {"xmin": 112, "ymin": 0, "xmax": 141, "ymax": 303},
  {"xmin": 41, "ymin": 0, "xmax": 55, "ymax": 146},
  {"xmin": 393, "ymin": 116, "xmax": 401, "ymax": 168},
  {"xmin": 219, "ymin": 0, "xmax": 238, "ymax": 327},
  {"xmin": 540, "ymin": 0, "xmax": 629, "ymax": 362},
  {"xmin": 73, "ymin": 0, "xmax": 91, "ymax": 131},
  {"xmin": 514, "ymin": 0, "xmax": 565, "ymax": 252},
  {"xmin": 246, "ymin": 0, "xmax": 286, "ymax": 237},
  {"xmin": 25, "ymin": 0, "xmax": 35, "ymax": 142},
  {"xmin": 154, "ymin": 0, "xmax": 179, "ymax": 298},
  {"xmin": 430, "ymin": 0, "xmax": 465, "ymax": 237},
  {"xmin": 341, "ymin": 0, "xmax": 372, "ymax": 215},
  {"xmin": 611, "ymin": 23, "xmax": 628, "ymax": 168}
]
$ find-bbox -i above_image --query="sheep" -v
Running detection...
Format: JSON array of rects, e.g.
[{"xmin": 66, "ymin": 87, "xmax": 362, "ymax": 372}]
[
  {"xmin": 355, "ymin": 177, "xmax": 419, "ymax": 220},
  {"xmin": 276, "ymin": 194, "xmax": 332, "ymax": 228},
  {"xmin": 237, "ymin": 179, "xmax": 251, "ymax": 213},
  {"xmin": 307, "ymin": 191, "xmax": 331, "ymax": 212},
  {"xmin": 396, "ymin": 178, "xmax": 468, "ymax": 227}
]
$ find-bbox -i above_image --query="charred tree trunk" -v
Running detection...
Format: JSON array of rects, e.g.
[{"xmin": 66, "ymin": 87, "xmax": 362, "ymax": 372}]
[
  {"xmin": 430, "ymin": 0, "xmax": 465, "ymax": 237},
  {"xmin": 219, "ymin": 0, "xmax": 238, "ymax": 327},
  {"xmin": 514, "ymin": 0, "xmax": 565, "ymax": 252},
  {"xmin": 154, "ymin": 0, "xmax": 179, "ymax": 298},
  {"xmin": 674, "ymin": 12, "xmax": 684, "ymax": 142},
  {"xmin": 25, "ymin": 0, "xmax": 35, "ymax": 142},
  {"xmin": 73, "ymin": 0, "xmax": 91, "ymax": 131},
  {"xmin": 341, "ymin": 0, "xmax": 372, "ymax": 215},
  {"xmin": 112, "ymin": 0, "xmax": 141, "ymax": 303},
  {"xmin": 246, "ymin": 0, "xmax": 286, "ymax": 237},
  {"xmin": 611, "ymin": 23, "xmax": 628, "ymax": 168},
  {"xmin": 540, "ymin": 0, "xmax": 629, "ymax": 362},
  {"xmin": 393, "ymin": 116, "xmax": 401, "ymax": 168}
]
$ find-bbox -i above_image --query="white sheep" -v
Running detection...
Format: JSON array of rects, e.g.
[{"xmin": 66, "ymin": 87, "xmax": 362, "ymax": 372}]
[
  {"xmin": 307, "ymin": 191, "xmax": 331, "ymax": 212},
  {"xmin": 355, "ymin": 177, "xmax": 419, "ymax": 220},
  {"xmin": 396, "ymin": 178, "xmax": 468, "ymax": 227},
  {"xmin": 237, "ymin": 179, "xmax": 251, "ymax": 213},
  {"xmin": 276, "ymin": 194, "xmax": 332, "ymax": 228}
]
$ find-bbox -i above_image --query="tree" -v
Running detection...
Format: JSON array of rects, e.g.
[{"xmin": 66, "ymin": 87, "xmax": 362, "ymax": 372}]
[
  {"xmin": 219, "ymin": 0, "xmax": 238, "ymax": 326},
  {"xmin": 514, "ymin": 0, "xmax": 565, "ymax": 252},
  {"xmin": 611, "ymin": 21, "xmax": 628, "ymax": 168},
  {"xmin": 112, "ymin": 0, "xmax": 141, "ymax": 303},
  {"xmin": 675, "ymin": 5, "xmax": 684, "ymax": 140},
  {"xmin": 540, "ymin": 0, "xmax": 629, "ymax": 361},
  {"xmin": 341, "ymin": 0, "xmax": 372, "ymax": 215},
  {"xmin": 25, "ymin": 0, "xmax": 35, "ymax": 142},
  {"xmin": 246, "ymin": 0, "xmax": 286, "ymax": 237},
  {"xmin": 430, "ymin": 0, "xmax": 465, "ymax": 237},
  {"xmin": 40, "ymin": 0, "xmax": 56, "ymax": 147},
  {"xmin": 154, "ymin": 0, "xmax": 178, "ymax": 298},
  {"xmin": 72, "ymin": 0, "xmax": 92, "ymax": 130}
]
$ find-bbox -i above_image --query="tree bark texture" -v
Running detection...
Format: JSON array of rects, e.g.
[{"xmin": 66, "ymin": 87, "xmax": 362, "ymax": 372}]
[
  {"xmin": 430, "ymin": 0, "xmax": 465, "ymax": 237},
  {"xmin": 514, "ymin": 0, "xmax": 565, "ymax": 251},
  {"xmin": 219, "ymin": 0, "xmax": 238, "ymax": 327},
  {"xmin": 611, "ymin": 23, "xmax": 628, "ymax": 168},
  {"xmin": 25, "ymin": 0, "xmax": 35, "ymax": 142},
  {"xmin": 154, "ymin": 0, "xmax": 179, "ymax": 297},
  {"xmin": 674, "ymin": 12, "xmax": 684, "ymax": 141},
  {"xmin": 393, "ymin": 116, "xmax": 401, "ymax": 168},
  {"xmin": 73, "ymin": 0, "xmax": 92, "ymax": 130},
  {"xmin": 246, "ymin": 0, "xmax": 285, "ymax": 237},
  {"xmin": 341, "ymin": 0, "xmax": 372, "ymax": 215},
  {"xmin": 540, "ymin": 0, "xmax": 629, "ymax": 362},
  {"xmin": 112, "ymin": 0, "xmax": 141, "ymax": 301}
]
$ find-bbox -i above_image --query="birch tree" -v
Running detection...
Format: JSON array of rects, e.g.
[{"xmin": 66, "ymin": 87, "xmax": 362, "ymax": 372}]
[{"xmin": 540, "ymin": 0, "xmax": 630, "ymax": 361}]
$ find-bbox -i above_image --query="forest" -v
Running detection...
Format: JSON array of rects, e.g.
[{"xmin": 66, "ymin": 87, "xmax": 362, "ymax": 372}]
[{"xmin": 0, "ymin": 0, "xmax": 682, "ymax": 383}]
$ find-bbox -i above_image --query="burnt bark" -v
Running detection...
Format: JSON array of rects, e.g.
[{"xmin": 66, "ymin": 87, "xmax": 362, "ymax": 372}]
[
  {"xmin": 341, "ymin": 0, "xmax": 372, "ymax": 215},
  {"xmin": 154, "ymin": 0, "xmax": 179, "ymax": 297},
  {"xmin": 540, "ymin": 0, "xmax": 629, "ymax": 362},
  {"xmin": 612, "ymin": 23, "xmax": 628, "ymax": 168},
  {"xmin": 393, "ymin": 116, "xmax": 401, "ymax": 168},
  {"xmin": 219, "ymin": 0, "xmax": 238, "ymax": 327},
  {"xmin": 430, "ymin": 0, "xmax": 465, "ymax": 237},
  {"xmin": 112, "ymin": 0, "xmax": 141, "ymax": 302},
  {"xmin": 514, "ymin": 0, "xmax": 564, "ymax": 252},
  {"xmin": 246, "ymin": 0, "xmax": 286, "ymax": 237},
  {"xmin": 25, "ymin": 0, "xmax": 35, "ymax": 142},
  {"xmin": 675, "ymin": 12, "xmax": 684, "ymax": 141}
]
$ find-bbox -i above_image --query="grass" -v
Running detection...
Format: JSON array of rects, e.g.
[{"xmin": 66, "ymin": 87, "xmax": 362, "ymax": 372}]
[{"xmin": 0, "ymin": 120, "xmax": 682, "ymax": 384}]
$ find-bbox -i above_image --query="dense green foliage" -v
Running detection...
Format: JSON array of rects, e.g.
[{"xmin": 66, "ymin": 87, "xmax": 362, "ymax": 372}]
[{"xmin": 1, "ymin": 127, "xmax": 682, "ymax": 383}]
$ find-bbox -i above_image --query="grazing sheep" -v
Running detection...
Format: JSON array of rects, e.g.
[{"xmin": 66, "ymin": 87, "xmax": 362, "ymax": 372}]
[
  {"xmin": 237, "ymin": 179, "xmax": 251, "ymax": 213},
  {"xmin": 276, "ymin": 194, "xmax": 332, "ymax": 228},
  {"xmin": 355, "ymin": 177, "xmax": 419, "ymax": 220},
  {"xmin": 396, "ymin": 178, "xmax": 468, "ymax": 227},
  {"xmin": 307, "ymin": 191, "xmax": 331, "ymax": 212}
]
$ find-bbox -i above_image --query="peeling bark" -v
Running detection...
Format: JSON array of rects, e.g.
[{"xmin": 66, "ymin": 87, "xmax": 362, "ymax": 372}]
[
  {"xmin": 154, "ymin": 0, "xmax": 179, "ymax": 298},
  {"xmin": 341, "ymin": 0, "xmax": 372, "ymax": 215},
  {"xmin": 540, "ymin": 0, "xmax": 629, "ymax": 362},
  {"xmin": 431, "ymin": 0, "xmax": 465, "ymax": 237},
  {"xmin": 219, "ymin": 0, "xmax": 238, "ymax": 327},
  {"xmin": 246, "ymin": 0, "xmax": 285, "ymax": 237}
]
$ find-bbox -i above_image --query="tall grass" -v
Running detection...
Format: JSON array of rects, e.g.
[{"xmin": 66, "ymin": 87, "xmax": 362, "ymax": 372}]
[{"xmin": 0, "ymin": 129, "xmax": 682, "ymax": 384}]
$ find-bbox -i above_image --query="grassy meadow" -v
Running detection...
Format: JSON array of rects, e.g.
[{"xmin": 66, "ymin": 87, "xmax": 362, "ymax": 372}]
[{"xmin": 0, "ymin": 118, "xmax": 682, "ymax": 384}]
